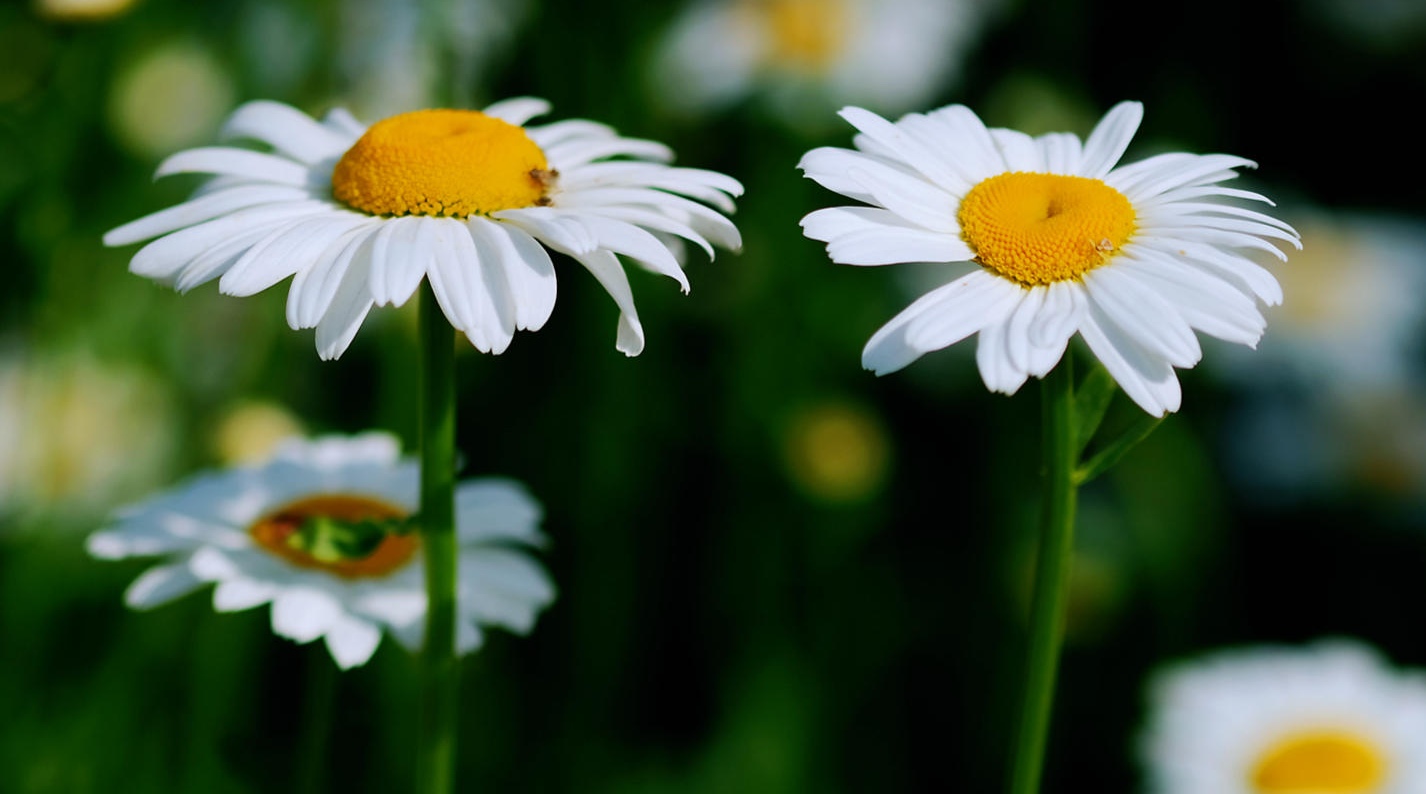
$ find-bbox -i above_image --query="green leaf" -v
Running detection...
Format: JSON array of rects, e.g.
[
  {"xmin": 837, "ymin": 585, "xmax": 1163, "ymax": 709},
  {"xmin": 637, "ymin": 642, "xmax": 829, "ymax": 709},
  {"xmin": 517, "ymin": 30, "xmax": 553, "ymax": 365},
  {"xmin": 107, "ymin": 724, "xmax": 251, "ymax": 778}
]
[
  {"xmin": 1072, "ymin": 360, "xmax": 1117, "ymax": 456},
  {"xmin": 1073, "ymin": 412, "xmax": 1165, "ymax": 485}
]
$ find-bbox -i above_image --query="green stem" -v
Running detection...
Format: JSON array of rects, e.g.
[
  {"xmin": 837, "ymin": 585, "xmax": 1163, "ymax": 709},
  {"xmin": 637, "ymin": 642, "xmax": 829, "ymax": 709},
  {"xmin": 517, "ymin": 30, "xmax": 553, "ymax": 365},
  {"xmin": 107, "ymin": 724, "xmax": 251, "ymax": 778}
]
[
  {"xmin": 417, "ymin": 282, "xmax": 459, "ymax": 794},
  {"xmin": 1008, "ymin": 358, "xmax": 1080, "ymax": 794}
]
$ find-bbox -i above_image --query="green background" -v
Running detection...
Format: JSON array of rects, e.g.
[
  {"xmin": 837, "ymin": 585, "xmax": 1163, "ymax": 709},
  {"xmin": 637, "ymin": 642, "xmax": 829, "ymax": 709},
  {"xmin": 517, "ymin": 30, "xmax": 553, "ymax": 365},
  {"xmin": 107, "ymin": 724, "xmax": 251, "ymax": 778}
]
[{"xmin": 3, "ymin": 0, "xmax": 1426, "ymax": 790}]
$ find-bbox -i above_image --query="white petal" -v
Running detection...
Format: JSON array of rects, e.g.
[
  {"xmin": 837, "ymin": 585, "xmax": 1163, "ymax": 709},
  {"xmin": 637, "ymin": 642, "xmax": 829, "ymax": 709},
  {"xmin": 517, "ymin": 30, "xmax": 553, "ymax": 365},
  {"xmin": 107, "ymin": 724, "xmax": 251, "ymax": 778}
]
[
  {"xmin": 862, "ymin": 270, "xmax": 1021, "ymax": 375},
  {"xmin": 572, "ymin": 249, "xmax": 644, "ymax": 355},
  {"xmin": 154, "ymin": 147, "xmax": 312, "ymax": 186},
  {"xmin": 212, "ymin": 577, "xmax": 279, "ymax": 612},
  {"xmin": 323, "ymin": 613, "xmax": 383, "ymax": 669},
  {"xmin": 428, "ymin": 221, "xmax": 512, "ymax": 354},
  {"xmin": 976, "ymin": 314, "xmax": 1030, "ymax": 395},
  {"xmin": 838, "ymin": 106, "xmax": 969, "ymax": 192},
  {"xmin": 469, "ymin": 219, "xmax": 557, "ymax": 332},
  {"xmin": 1025, "ymin": 281, "xmax": 1082, "ymax": 377},
  {"xmin": 286, "ymin": 223, "xmax": 380, "ymax": 329},
  {"xmin": 801, "ymin": 206, "xmax": 974, "ymax": 265},
  {"xmin": 124, "ymin": 561, "xmax": 206, "ymax": 610},
  {"xmin": 127, "ymin": 202, "xmax": 329, "ymax": 284},
  {"xmin": 314, "ymin": 248, "xmax": 375, "ymax": 360},
  {"xmin": 846, "ymin": 159, "xmax": 960, "ymax": 234},
  {"xmin": 219, "ymin": 216, "xmax": 368, "ymax": 298},
  {"xmin": 481, "ymin": 97, "xmax": 551, "ymax": 126},
  {"xmin": 1004, "ymin": 285, "xmax": 1047, "ymax": 374},
  {"xmin": 579, "ymin": 215, "xmax": 690, "ymax": 292},
  {"xmin": 456, "ymin": 478, "xmax": 544, "ymax": 544},
  {"xmin": 368, "ymin": 217, "xmax": 435, "ymax": 308},
  {"xmin": 1078, "ymin": 101, "xmax": 1143, "ymax": 178},
  {"xmin": 991, "ymin": 129, "xmax": 1045, "ymax": 172},
  {"xmin": 321, "ymin": 107, "xmax": 366, "ymax": 139},
  {"xmin": 104, "ymin": 184, "xmax": 310, "ymax": 246},
  {"xmin": 1079, "ymin": 303, "xmax": 1182, "ymax": 416},
  {"xmin": 495, "ymin": 208, "xmax": 599, "ymax": 256},
  {"xmin": 270, "ymin": 587, "xmax": 343, "ymax": 643},
  {"xmin": 545, "ymin": 136, "xmax": 673, "ymax": 168},
  {"xmin": 222, "ymin": 100, "xmax": 352, "ymax": 164},
  {"xmin": 1037, "ymin": 133, "xmax": 1084, "ymax": 175},
  {"xmin": 1082, "ymin": 267, "xmax": 1201, "ymax": 367},
  {"xmin": 458, "ymin": 550, "xmax": 556, "ymax": 633}
]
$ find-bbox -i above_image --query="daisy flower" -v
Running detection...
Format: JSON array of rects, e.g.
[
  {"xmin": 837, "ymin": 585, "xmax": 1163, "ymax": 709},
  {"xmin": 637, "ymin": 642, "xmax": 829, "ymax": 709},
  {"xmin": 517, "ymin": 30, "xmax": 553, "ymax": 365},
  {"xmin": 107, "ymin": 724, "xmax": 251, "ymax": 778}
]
[
  {"xmin": 799, "ymin": 101, "xmax": 1300, "ymax": 415},
  {"xmin": 652, "ymin": 0, "xmax": 996, "ymax": 122},
  {"xmin": 86, "ymin": 432, "xmax": 555, "ymax": 670},
  {"xmin": 1141, "ymin": 640, "xmax": 1426, "ymax": 794},
  {"xmin": 104, "ymin": 98, "xmax": 743, "ymax": 359}
]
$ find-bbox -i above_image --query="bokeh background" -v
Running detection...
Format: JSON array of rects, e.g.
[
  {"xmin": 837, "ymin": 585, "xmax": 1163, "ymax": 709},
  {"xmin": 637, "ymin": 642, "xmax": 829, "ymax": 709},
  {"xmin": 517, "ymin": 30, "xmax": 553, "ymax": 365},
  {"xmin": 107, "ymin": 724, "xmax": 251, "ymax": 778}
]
[{"xmin": 4, "ymin": 0, "xmax": 1426, "ymax": 791}]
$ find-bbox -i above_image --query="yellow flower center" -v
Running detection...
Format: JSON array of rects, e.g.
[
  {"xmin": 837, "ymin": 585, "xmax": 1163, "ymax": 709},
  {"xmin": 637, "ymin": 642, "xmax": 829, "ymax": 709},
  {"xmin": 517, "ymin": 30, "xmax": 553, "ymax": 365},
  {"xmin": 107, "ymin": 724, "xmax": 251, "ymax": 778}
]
[
  {"xmin": 248, "ymin": 494, "xmax": 418, "ymax": 579},
  {"xmin": 957, "ymin": 172, "xmax": 1137, "ymax": 286},
  {"xmin": 741, "ymin": 0, "xmax": 846, "ymax": 71},
  {"xmin": 1250, "ymin": 729, "xmax": 1388, "ymax": 793},
  {"xmin": 331, "ymin": 109, "xmax": 552, "ymax": 218}
]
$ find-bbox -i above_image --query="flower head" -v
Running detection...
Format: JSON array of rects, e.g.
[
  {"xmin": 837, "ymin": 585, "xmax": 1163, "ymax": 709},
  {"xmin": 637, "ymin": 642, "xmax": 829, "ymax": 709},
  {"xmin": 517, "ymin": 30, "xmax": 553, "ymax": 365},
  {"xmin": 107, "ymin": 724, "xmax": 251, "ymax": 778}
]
[
  {"xmin": 105, "ymin": 99, "xmax": 743, "ymax": 359},
  {"xmin": 1141, "ymin": 640, "xmax": 1426, "ymax": 794},
  {"xmin": 800, "ymin": 101, "xmax": 1300, "ymax": 415},
  {"xmin": 87, "ymin": 432, "xmax": 555, "ymax": 669}
]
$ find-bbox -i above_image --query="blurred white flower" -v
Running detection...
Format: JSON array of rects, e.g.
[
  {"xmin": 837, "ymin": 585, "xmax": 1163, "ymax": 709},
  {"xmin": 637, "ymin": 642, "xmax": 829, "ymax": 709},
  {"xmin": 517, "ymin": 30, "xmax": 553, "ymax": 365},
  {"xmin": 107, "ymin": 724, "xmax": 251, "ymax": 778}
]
[
  {"xmin": 336, "ymin": 0, "xmax": 531, "ymax": 117},
  {"xmin": 1214, "ymin": 211, "xmax": 1426, "ymax": 395},
  {"xmin": 0, "ymin": 348, "xmax": 176, "ymax": 520},
  {"xmin": 87, "ymin": 432, "xmax": 555, "ymax": 669},
  {"xmin": 651, "ymin": 0, "xmax": 999, "ymax": 124},
  {"xmin": 1141, "ymin": 640, "xmax": 1426, "ymax": 793}
]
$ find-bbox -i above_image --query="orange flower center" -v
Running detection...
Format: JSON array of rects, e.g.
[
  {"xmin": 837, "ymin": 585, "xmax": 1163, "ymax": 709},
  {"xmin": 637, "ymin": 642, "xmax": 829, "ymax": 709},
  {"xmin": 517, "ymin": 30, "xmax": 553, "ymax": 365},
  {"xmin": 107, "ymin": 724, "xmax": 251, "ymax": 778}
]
[
  {"xmin": 331, "ymin": 109, "xmax": 551, "ymax": 218},
  {"xmin": 958, "ymin": 171, "xmax": 1136, "ymax": 286},
  {"xmin": 1250, "ymin": 729, "xmax": 1388, "ymax": 793},
  {"xmin": 248, "ymin": 494, "xmax": 417, "ymax": 579}
]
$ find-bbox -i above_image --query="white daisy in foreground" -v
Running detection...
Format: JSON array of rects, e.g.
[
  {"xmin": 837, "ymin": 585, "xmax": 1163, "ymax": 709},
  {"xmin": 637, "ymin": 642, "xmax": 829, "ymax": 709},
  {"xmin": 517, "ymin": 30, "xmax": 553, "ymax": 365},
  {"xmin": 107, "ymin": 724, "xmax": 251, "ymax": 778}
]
[
  {"xmin": 800, "ymin": 101, "xmax": 1300, "ymax": 415},
  {"xmin": 87, "ymin": 432, "xmax": 555, "ymax": 669},
  {"xmin": 1142, "ymin": 640, "xmax": 1426, "ymax": 794},
  {"xmin": 105, "ymin": 98, "xmax": 743, "ymax": 359},
  {"xmin": 652, "ymin": 0, "xmax": 995, "ymax": 122}
]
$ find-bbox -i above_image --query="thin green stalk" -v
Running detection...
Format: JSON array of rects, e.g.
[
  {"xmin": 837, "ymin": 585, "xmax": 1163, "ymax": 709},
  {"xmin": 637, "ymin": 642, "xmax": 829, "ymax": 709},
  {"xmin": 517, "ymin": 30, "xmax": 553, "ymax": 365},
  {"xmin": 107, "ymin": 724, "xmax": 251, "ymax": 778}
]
[
  {"xmin": 1008, "ymin": 358, "xmax": 1080, "ymax": 794},
  {"xmin": 417, "ymin": 282, "xmax": 459, "ymax": 794}
]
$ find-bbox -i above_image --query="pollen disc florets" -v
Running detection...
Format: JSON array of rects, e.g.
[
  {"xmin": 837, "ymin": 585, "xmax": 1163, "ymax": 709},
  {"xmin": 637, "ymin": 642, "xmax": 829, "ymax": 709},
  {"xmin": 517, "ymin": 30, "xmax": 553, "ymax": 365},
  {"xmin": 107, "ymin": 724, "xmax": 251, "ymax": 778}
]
[
  {"xmin": 958, "ymin": 171, "xmax": 1136, "ymax": 287},
  {"xmin": 248, "ymin": 494, "xmax": 417, "ymax": 579},
  {"xmin": 1250, "ymin": 730, "xmax": 1386, "ymax": 793},
  {"xmin": 332, "ymin": 109, "xmax": 550, "ymax": 218}
]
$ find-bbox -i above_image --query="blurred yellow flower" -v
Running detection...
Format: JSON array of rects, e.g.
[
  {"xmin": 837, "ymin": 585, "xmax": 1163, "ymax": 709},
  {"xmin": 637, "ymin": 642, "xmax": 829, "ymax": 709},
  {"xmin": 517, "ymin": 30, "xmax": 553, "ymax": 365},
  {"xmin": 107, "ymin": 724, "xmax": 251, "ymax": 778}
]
[
  {"xmin": 34, "ymin": 0, "xmax": 136, "ymax": 22},
  {"xmin": 107, "ymin": 40, "xmax": 235, "ymax": 159},
  {"xmin": 781, "ymin": 400, "xmax": 890, "ymax": 503},
  {"xmin": 211, "ymin": 400, "xmax": 305, "ymax": 466}
]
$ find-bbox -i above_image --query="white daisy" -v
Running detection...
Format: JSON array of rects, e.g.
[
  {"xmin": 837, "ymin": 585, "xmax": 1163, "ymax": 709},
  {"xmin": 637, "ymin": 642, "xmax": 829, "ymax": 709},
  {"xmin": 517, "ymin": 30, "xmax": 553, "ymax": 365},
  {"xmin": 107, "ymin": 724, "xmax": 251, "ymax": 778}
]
[
  {"xmin": 104, "ymin": 98, "xmax": 743, "ymax": 359},
  {"xmin": 1141, "ymin": 640, "xmax": 1426, "ymax": 794},
  {"xmin": 86, "ymin": 432, "xmax": 555, "ymax": 670},
  {"xmin": 799, "ymin": 101, "xmax": 1301, "ymax": 415},
  {"xmin": 652, "ymin": 0, "xmax": 996, "ymax": 122}
]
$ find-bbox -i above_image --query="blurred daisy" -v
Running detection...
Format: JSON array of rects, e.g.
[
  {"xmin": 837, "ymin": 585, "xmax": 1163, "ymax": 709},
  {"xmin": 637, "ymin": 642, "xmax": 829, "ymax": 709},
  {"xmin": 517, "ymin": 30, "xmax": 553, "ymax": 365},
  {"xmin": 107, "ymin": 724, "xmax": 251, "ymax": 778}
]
[
  {"xmin": 1141, "ymin": 640, "xmax": 1426, "ymax": 794},
  {"xmin": 105, "ymin": 98, "xmax": 743, "ymax": 359},
  {"xmin": 800, "ymin": 101, "xmax": 1300, "ymax": 415},
  {"xmin": 87, "ymin": 433, "xmax": 555, "ymax": 669},
  {"xmin": 1214, "ymin": 211, "xmax": 1426, "ymax": 395},
  {"xmin": 652, "ymin": 0, "xmax": 996, "ymax": 123}
]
